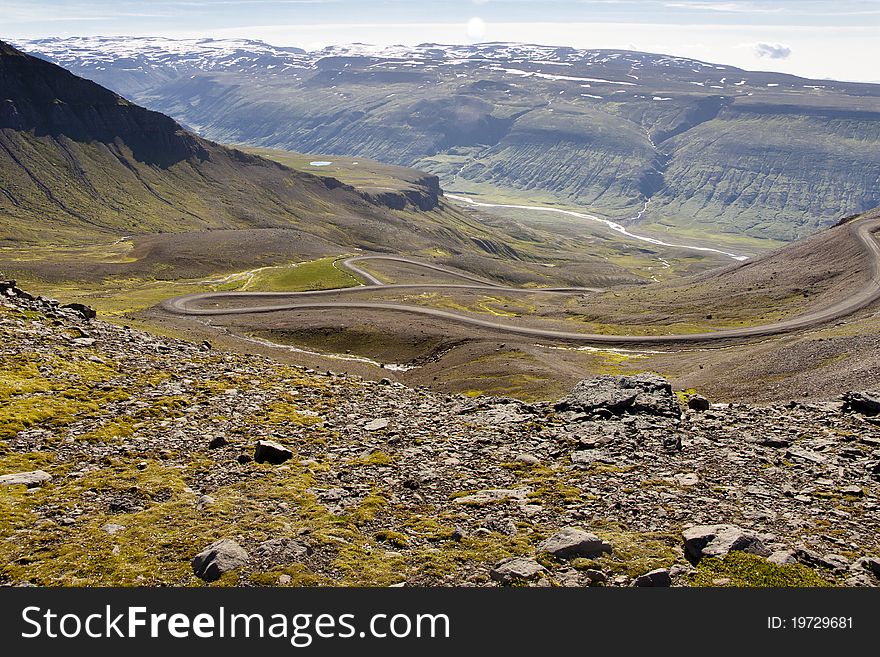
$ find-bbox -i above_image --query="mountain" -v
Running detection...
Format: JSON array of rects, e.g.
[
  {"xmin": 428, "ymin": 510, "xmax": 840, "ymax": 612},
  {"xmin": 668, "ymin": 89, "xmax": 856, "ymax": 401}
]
[
  {"xmin": 18, "ymin": 37, "xmax": 880, "ymax": 242},
  {"xmin": 0, "ymin": 39, "xmax": 476, "ymax": 254}
]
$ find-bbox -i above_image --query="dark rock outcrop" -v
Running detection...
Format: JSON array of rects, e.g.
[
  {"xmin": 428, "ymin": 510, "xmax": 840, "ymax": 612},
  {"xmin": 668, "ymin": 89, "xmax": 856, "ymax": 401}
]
[
  {"xmin": 556, "ymin": 374, "xmax": 681, "ymax": 418},
  {"xmin": 842, "ymin": 390, "xmax": 880, "ymax": 415}
]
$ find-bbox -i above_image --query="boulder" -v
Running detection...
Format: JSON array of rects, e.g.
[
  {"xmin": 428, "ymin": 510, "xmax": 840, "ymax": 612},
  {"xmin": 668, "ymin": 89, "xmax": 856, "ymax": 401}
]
[
  {"xmin": 254, "ymin": 440, "xmax": 293, "ymax": 465},
  {"xmin": 490, "ymin": 557, "xmax": 546, "ymax": 584},
  {"xmin": 767, "ymin": 550, "xmax": 798, "ymax": 566},
  {"xmin": 632, "ymin": 568, "xmax": 672, "ymax": 587},
  {"xmin": 794, "ymin": 549, "xmax": 849, "ymax": 571},
  {"xmin": 192, "ymin": 539, "xmax": 249, "ymax": 582},
  {"xmin": 0, "ymin": 470, "xmax": 52, "ymax": 488},
  {"xmin": 538, "ymin": 527, "xmax": 612, "ymax": 559},
  {"xmin": 556, "ymin": 374, "xmax": 680, "ymax": 418},
  {"xmin": 842, "ymin": 390, "xmax": 880, "ymax": 415},
  {"xmin": 682, "ymin": 524, "xmax": 771, "ymax": 562},
  {"xmin": 687, "ymin": 395, "xmax": 711, "ymax": 412},
  {"xmin": 208, "ymin": 436, "xmax": 228, "ymax": 449},
  {"xmin": 61, "ymin": 302, "xmax": 97, "ymax": 320},
  {"xmin": 855, "ymin": 556, "xmax": 880, "ymax": 578}
]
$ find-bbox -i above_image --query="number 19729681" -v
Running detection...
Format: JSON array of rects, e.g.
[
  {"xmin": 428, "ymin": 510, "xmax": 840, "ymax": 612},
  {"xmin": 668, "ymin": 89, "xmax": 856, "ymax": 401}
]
[{"xmin": 768, "ymin": 617, "xmax": 853, "ymax": 630}]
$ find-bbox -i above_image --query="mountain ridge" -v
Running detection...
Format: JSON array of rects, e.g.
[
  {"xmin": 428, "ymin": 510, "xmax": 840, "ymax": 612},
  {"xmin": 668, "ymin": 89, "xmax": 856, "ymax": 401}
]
[
  {"xmin": 0, "ymin": 39, "xmax": 481, "ymax": 253},
  {"xmin": 19, "ymin": 36, "xmax": 880, "ymax": 242}
]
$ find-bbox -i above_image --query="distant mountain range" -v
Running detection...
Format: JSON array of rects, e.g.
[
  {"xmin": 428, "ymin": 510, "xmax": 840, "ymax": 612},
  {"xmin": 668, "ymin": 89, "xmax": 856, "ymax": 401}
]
[{"xmin": 17, "ymin": 36, "xmax": 880, "ymax": 242}]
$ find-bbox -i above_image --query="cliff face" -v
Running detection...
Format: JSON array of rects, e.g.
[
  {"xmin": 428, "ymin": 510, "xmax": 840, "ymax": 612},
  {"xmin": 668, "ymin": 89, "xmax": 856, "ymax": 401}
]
[
  {"xmin": 0, "ymin": 40, "xmax": 206, "ymax": 167},
  {"xmin": 358, "ymin": 174, "xmax": 442, "ymax": 211}
]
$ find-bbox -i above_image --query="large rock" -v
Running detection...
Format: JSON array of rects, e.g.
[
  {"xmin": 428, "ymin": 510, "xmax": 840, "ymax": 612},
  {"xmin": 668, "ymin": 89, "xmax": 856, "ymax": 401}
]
[
  {"xmin": 555, "ymin": 374, "xmax": 680, "ymax": 418},
  {"xmin": 254, "ymin": 440, "xmax": 293, "ymax": 465},
  {"xmin": 62, "ymin": 302, "xmax": 97, "ymax": 320},
  {"xmin": 842, "ymin": 390, "xmax": 880, "ymax": 415},
  {"xmin": 682, "ymin": 524, "xmax": 770, "ymax": 562},
  {"xmin": 538, "ymin": 527, "xmax": 612, "ymax": 559},
  {"xmin": 192, "ymin": 539, "xmax": 249, "ymax": 582},
  {"xmin": 687, "ymin": 395, "xmax": 711, "ymax": 412},
  {"xmin": 0, "ymin": 470, "xmax": 51, "ymax": 488},
  {"xmin": 490, "ymin": 557, "xmax": 546, "ymax": 584},
  {"xmin": 632, "ymin": 568, "xmax": 672, "ymax": 587}
]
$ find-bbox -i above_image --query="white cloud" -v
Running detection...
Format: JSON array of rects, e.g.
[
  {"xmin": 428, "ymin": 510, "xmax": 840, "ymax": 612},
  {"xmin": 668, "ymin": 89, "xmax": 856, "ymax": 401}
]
[
  {"xmin": 753, "ymin": 41, "xmax": 792, "ymax": 59},
  {"xmin": 466, "ymin": 17, "xmax": 487, "ymax": 39}
]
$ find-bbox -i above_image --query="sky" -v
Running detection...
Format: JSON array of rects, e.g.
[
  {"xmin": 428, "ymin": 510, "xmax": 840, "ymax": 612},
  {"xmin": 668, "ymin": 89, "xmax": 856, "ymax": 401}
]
[{"xmin": 2, "ymin": 0, "xmax": 879, "ymax": 82}]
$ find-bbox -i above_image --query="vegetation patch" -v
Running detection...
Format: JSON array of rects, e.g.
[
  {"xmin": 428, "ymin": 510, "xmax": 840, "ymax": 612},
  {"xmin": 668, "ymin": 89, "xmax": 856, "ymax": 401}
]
[{"xmin": 691, "ymin": 552, "xmax": 831, "ymax": 588}]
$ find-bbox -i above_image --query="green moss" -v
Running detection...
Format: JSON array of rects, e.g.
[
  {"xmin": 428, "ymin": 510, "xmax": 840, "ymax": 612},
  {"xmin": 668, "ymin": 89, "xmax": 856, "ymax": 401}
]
[
  {"xmin": 0, "ymin": 353, "xmax": 127, "ymax": 441},
  {"xmin": 351, "ymin": 451, "xmax": 395, "ymax": 467},
  {"xmin": 346, "ymin": 490, "xmax": 389, "ymax": 524},
  {"xmin": 691, "ymin": 551, "xmax": 831, "ymax": 587},
  {"xmin": 77, "ymin": 417, "xmax": 135, "ymax": 443},
  {"xmin": 374, "ymin": 530, "xmax": 409, "ymax": 548},
  {"xmin": 332, "ymin": 543, "xmax": 407, "ymax": 587},
  {"xmin": 250, "ymin": 564, "xmax": 326, "ymax": 587}
]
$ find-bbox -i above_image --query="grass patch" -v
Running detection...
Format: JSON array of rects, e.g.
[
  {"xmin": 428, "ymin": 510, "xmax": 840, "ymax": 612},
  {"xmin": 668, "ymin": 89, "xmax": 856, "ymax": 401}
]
[{"xmin": 691, "ymin": 551, "xmax": 831, "ymax": 587}]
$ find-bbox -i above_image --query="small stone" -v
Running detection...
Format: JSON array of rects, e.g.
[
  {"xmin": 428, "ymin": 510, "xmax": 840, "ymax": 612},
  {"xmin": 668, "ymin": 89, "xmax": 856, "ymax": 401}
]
[
  {"xmin": 254, "ymin": 440, "xmax": 293, "ymax": 465},
  {"xmin": 209, "ymin": 436, "xmax": 228, "ymax": 449},
  {"xmin": 758, "ymin": 437, "xmax": 792, "ymax": 448},
  {"xmin": 255, "ymin": 537, "xmax": 313, "ymax": 565},
  {"xmin": 102, "ymin": 523, "xmax": 126, "ymax": 535},
  {"xmin": 237, "ymin": 454, "xmax": 252, "ymax": 465},
  {"xmin": 767, "ymin": 550, "xmax": 798, "ymax": 566},
  {"xmin": 538, "ymin": 527, "xmax": 612, "ymax": 559},
  {"xmin": 489, "ymin": 557, "xmax": 546, "ymax": 584},
  {"xmin": 198, "ymin": 494, "xmax": 216, "ymax": 508},
  {"xmin": 364, "ymin": 418, "xmax": 389, "ymax": 431},
  {"xmin": 582, "ymin": 569, "xmax": 607, "ymax": 585},
  {"xmin": 669, "ymin": 564, "xmax": 696, "ymax": 578},
  {"xmin": 278, "ymin": 574, "xmax": 292, "ymax": 585},
  {"xmin": 687, "ymin": 395, "xmax": 711, "ymax": 412},
  {"xmin": 515, "ymin": 454, "xmax": 540, "ymax": 465},
  {"xmin": 0, "ymin": 470, "xmax": 52, "ymax": 488},
  {"xmin": 632, "ymin": 568, "xmax": 672, "ymax": 587},
  {"xmin": 192, "ymin": 539, "xmax": 249, "ymax": 582},
  {"xmin": 453, "ymin": 488, "xmax": 529, "ymax": 505},
  {"xmin": 840, "ymin": 485, "xmax": 864, "ymax": 497}
]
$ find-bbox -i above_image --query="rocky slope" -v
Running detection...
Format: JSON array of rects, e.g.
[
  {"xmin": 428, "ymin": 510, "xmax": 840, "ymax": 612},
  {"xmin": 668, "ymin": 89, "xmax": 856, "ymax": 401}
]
[
  {"xmin": 19, "ymin": 38, "xmax": 880, "ymax": 241},
  {"xmin": 2, "ymin": 281, "xmax": 878, "ymax": 587}
]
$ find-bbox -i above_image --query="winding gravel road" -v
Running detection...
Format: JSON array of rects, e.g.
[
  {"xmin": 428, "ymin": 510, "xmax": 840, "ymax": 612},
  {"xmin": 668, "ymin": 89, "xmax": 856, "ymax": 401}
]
[{"xmin": 162, "ymin": 215, "xmax": 880, "ymax": 345}]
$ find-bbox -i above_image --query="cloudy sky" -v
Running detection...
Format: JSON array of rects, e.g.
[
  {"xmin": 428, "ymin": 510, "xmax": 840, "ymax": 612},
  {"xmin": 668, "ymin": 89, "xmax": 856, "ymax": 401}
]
[{"xmin": 3, "ymin": 0, "xmax": 879, "ymax": 81}]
